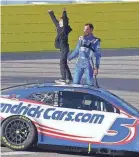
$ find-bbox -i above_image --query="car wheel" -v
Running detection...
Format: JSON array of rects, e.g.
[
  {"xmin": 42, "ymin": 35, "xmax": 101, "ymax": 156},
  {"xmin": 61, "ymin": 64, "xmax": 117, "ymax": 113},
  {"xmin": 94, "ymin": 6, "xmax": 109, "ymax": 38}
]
[{"xmin": 1, "ymin": 115, "xmax": 37, "ymax": 151}]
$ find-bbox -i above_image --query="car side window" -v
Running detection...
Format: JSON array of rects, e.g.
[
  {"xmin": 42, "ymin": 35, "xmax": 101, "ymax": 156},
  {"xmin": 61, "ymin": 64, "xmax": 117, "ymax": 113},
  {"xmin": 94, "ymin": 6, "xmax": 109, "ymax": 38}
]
[
  {"xmin": 93, "ymin": 98, "xmax": 120, "ymax": 114},
  {"xmin": 59, "ymin": 91, "xmax": 84, "ymax": 109},
  {"xmin": 83, "ymin": 94, "xmax": 120, "ymax": 114},
  {"xmin": 27, "ymin": 91, "xmax": 120, "ymax": 114},
  {"xmin": 59, "ymin": 91, "xmax": 120, "ymax": 114}
]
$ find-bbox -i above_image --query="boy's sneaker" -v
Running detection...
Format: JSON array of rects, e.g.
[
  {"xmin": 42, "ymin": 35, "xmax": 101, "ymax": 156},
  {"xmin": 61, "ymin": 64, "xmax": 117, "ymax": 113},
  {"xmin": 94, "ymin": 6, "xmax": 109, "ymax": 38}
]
[{"xmin": 55, "ymin": 79, "xmax": 66, "ymax": 84}]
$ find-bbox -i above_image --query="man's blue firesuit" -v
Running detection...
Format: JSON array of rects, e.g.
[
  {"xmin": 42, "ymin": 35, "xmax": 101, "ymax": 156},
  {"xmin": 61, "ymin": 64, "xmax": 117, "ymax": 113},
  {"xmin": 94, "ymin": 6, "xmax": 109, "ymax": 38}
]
[{"xmin": 68, "ymin": 34, "xmax": 101, "ymax": 86}]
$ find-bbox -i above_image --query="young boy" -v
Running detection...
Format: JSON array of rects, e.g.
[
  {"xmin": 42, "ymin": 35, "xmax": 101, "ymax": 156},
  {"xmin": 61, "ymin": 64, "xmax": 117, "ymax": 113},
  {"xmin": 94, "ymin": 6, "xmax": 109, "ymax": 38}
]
[{"xmin": 48, "ymin": 8, "xmax": 73, "ymax": 84}]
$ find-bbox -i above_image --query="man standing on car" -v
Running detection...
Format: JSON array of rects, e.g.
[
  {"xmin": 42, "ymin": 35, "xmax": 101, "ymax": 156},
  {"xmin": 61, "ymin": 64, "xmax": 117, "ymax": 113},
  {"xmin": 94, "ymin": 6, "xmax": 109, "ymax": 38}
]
[
  {"xmin": 68, "ymin": 23, "xmax": 101, "ymax": 86},
  {"xmin": 48, "ymin": 8, "xmax": 73, "ymax": 84}
]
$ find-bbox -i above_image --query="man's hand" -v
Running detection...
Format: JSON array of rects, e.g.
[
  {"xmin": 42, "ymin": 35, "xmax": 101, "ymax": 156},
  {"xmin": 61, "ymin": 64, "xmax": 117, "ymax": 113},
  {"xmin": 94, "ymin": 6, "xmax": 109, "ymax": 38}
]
[
  {"xmin": 48, "ymin": 10, "xmax": 53, "ymax": 13},
  {"xmin": 67, "ymin": 59, "xmax": 70, "ymax": 64},
  {"xmin": 94, "ymin": 68, "xmax": 99, "ymax": 76}
]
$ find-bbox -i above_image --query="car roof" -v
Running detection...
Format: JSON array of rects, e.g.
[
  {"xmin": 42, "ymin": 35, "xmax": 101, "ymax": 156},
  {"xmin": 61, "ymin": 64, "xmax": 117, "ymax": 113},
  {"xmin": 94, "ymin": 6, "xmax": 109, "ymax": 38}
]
[
  {"xmin": 32, "ymin": 82, "xmax": 103, "ymax": 92},
  {"xmin": 1, "ymin": 82, "xmax": 103, "ymax": 94},
  {"xmin": 48, "ymin": 83, "xmax": 100, "ymax": 90}
]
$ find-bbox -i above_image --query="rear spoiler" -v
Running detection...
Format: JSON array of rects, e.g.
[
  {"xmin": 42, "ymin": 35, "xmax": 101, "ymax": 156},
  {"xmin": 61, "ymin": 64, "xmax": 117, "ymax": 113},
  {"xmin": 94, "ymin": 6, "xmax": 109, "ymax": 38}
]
[
  {"xmin": 1, "ymin": 83, "xmax": 37, "ymax": 91},
  {"xmin": 1, "ymin": 81, "xmax": 49, "ymax": 91}
]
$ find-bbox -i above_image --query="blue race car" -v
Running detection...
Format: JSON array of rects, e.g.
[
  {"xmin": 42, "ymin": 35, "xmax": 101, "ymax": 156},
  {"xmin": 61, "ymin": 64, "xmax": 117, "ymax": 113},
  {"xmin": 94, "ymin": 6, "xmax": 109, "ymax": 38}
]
[{"xmin": 1, "ymin": 83, "xmax": 139, "ymax": 156}]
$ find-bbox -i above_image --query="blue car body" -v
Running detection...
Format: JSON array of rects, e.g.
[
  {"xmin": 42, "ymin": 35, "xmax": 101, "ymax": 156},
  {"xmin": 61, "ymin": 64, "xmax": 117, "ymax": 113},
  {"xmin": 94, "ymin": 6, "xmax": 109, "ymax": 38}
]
[{"xmin": 1, "ymin": 83, "xmax": 139, "ymax": 155}]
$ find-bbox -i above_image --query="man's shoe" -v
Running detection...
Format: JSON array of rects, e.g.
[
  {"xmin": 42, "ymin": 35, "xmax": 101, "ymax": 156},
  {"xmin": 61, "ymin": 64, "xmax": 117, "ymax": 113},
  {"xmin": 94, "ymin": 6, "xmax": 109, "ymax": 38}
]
[{"xmin": 55, "ymin": 79, "xmax": 66, "ymax": 84}]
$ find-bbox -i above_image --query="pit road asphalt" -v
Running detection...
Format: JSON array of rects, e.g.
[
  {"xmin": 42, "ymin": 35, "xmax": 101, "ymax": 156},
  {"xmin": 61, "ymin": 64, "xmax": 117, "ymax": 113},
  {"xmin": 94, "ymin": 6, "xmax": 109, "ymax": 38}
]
[{"xmin": 1, "ymin": 48, "xmax": 139, "ymax": 157}]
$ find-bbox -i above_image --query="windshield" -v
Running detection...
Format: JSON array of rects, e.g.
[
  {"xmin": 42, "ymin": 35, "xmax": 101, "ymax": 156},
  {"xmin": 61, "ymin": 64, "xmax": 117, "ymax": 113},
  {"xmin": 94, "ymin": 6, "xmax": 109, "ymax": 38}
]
[{"xmin": 107, "ymin": 91, "xmax": 139, "ymax": 116}]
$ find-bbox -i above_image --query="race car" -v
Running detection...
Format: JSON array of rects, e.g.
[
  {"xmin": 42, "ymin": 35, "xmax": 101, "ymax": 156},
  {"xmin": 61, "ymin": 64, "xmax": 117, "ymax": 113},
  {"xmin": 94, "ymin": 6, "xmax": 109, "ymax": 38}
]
[{"xmin": 1, "ymin": 83, "xmax": 139, "ymax": 156}]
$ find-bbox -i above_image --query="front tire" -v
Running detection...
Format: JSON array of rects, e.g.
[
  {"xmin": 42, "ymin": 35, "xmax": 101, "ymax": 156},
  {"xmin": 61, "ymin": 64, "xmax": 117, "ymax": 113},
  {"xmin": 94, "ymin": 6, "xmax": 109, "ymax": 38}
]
[{"xmin": 1, "ymin": 115, "xmax": 37, "ymax": 151}]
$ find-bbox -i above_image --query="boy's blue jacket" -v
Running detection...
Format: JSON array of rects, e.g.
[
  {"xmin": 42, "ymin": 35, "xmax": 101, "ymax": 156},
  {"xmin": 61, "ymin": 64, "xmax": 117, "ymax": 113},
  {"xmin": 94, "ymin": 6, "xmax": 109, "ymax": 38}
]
[{"xmin": 68, "ymin": 34, "xmax": 101, "ymax": 69}]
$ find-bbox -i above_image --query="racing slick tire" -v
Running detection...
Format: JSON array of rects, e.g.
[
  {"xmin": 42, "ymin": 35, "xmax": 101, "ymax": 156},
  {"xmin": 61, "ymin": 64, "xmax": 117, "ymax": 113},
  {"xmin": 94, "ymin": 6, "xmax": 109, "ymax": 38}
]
[{"xmin": 1, "ymin": 115, "xmax": 37, "ymax": 151}]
